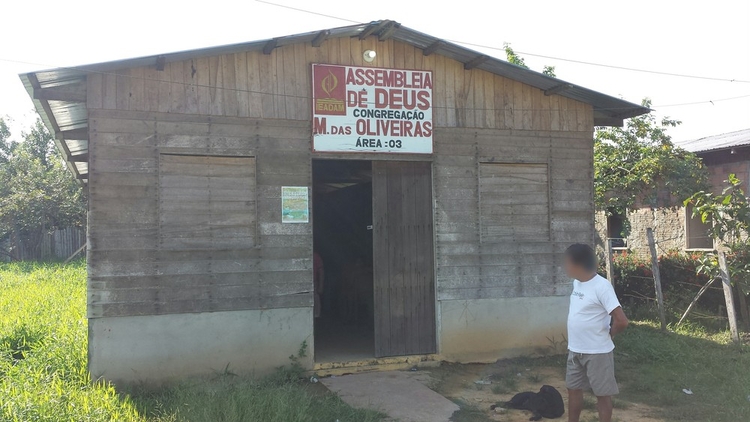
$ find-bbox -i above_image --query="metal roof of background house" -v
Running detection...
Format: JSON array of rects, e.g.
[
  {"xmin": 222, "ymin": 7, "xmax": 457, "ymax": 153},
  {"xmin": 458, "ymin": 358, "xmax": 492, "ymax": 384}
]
[
  {"xmin": 19, "ymin": 20, "xmax": 650, "ymax": 182},
  {"xmin": 675, "ymin": 128, "xmax": 750, "ymax": 153}
]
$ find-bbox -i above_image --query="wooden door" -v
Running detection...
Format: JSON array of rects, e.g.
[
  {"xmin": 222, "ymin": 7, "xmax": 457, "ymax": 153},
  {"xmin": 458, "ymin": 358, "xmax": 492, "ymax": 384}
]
[{"xmin": 373, "ymin": 161, "xmax": 436, "ymax": 357}]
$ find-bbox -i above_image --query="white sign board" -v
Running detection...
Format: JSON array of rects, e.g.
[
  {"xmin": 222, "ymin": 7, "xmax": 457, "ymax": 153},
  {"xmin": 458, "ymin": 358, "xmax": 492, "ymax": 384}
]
[{"xmin": 311, "ymin": 64, "xmax": 433, "ymax": 154}]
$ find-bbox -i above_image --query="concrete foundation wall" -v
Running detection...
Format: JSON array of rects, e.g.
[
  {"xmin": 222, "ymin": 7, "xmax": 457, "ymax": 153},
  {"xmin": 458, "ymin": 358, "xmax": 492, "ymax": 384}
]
[
  {"xmin": 438, "ymin": 295, "xmax": 570, "ymax": 362},
  {"xmin": 89, "ymin": 308, "xmax": 313, "ymax": 385}
]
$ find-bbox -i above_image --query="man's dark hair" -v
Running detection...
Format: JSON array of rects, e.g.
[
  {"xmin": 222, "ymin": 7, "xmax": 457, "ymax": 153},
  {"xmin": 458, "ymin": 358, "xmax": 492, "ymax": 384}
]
[{"xmin": 565, "ymin": 243, "xmax": 597, "ymax": 271}]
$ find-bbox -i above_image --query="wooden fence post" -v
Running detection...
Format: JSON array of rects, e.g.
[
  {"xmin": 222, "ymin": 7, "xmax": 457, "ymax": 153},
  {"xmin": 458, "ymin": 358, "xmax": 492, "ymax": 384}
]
[
  {"xmin": 605, "ymin": 238, "xmax": 615, "ymax": 286},
  {"xmin": 646, "ymin": 228, "xmax": 668, "ymax": 332},
  {"xmin": 718, "ymin": 251, "xmax": 741, "ymax": 343}
]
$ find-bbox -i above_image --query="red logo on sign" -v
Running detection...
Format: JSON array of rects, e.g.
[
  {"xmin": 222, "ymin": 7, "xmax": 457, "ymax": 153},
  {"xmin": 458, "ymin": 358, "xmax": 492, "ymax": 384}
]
[{"xmin": 313, "ymin": 65, "xmax": 346, "ymax": 116}]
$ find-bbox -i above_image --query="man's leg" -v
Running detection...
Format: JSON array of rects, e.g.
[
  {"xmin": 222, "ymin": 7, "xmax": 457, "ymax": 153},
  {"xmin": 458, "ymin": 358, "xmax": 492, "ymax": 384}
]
[
  {"xmin": 586, "ymin": 352, "xmax": 618, "ymax": 422},
  {"xmin": 596, "ymin": 395, "xmax": 613, "ymax": 422},
  {"xmin": 566, "ymin": 352, "xmax": 588, "ymax": 422},
  {"xmin": 567, "ymin": 389, "xmax": 584, "ymax": 422}
]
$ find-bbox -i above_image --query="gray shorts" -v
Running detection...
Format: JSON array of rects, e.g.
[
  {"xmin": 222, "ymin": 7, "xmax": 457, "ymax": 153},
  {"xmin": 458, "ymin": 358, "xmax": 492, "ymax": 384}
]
[{"xmin": 566, "ymin": 351, "xmax": 619, "ymax": 396}]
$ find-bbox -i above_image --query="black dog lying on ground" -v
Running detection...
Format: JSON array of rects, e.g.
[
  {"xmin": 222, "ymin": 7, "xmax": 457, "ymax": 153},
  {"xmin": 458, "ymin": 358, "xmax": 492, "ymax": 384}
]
[{"xmin": 490, "ymin": 385, "xmax": 565, "ymax": 421}]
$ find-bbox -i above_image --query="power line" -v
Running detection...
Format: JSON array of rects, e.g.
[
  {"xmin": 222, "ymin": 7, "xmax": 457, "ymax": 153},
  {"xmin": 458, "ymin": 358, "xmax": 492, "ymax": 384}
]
[
  {"xmin": 256, "ymin": 0, "xmax": 750, "ymax": 84},
  {"xmin": 656, "ymin": 94, "xmax": 750, "ymax": 108},
  {"xmin": 455, "ymin": 40, "xmax": 750, "ymax": 84},
  {"xmin": 255, "ymin": 0, "xmax": 359, "ymax": 24},
  {"xmin": 2, "ymin": 57, "xmax": 748, "ymax": 112}
]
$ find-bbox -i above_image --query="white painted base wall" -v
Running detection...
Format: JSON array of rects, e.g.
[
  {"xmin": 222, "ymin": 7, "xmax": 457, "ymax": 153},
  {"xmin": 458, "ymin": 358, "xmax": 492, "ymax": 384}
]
[
  {"xmin": 90, "ymin": 298, "xmax": 571, "ymax": 384},
  {"xmin": 89, "ymin": 308, "xmax": 313, "ymax": 385},
  {"xmin": 438, "ymin": 296, "xmax": 570, "ymax": 362}
]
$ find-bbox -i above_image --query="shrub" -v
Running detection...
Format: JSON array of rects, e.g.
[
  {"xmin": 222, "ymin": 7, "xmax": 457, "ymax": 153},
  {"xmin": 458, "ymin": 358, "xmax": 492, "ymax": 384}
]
[{"xmin": 601, "ymin": 251, "xmax": 727, "ymax": 320}]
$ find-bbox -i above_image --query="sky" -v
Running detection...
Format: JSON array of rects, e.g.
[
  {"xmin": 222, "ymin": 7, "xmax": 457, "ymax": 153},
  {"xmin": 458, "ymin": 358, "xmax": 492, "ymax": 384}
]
[{"xmin": 1, "ymin": 0, "xmax": 748, "ymax": 144}]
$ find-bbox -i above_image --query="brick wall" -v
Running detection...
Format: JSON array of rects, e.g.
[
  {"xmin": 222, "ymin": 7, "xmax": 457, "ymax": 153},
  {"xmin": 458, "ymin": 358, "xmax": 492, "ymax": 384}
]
[{"xmin": 594, "ymin": 159, "xmax": 748, "ymax": 257}]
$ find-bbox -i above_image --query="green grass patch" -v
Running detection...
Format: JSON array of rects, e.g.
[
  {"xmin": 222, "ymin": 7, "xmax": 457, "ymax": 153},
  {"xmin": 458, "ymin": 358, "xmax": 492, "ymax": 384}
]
[
  {"xmin": 616, "ymin": 320, "xmax": 750, "ymax": 421},
  {"xmin": 448, "ymin": 399, "xmax": 493, "ymax": 422},
  {"xmin": 0, "ymin": 261, "xmax": 385, "ymax": 422},
  {"xmin": 0, "ymin": 261, "xmax": 143, "ymax": 421}
]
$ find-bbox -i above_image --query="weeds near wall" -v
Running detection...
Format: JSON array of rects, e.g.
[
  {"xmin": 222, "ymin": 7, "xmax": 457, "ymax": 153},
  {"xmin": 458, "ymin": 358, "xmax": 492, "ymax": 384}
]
[{"xmin": 0, "ymin": 262, "xmax": 386, "ymax": 422}]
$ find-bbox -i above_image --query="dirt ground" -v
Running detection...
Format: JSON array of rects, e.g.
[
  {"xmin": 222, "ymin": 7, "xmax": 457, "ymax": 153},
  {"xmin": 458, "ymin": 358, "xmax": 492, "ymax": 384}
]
[{"xmin": 426, "ymin": 360, "xmax": 666, "ymax": 422}]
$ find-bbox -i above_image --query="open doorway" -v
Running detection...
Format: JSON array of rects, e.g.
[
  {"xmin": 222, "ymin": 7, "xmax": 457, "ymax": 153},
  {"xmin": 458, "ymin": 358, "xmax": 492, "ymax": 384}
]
[{"xmin": 313, "ymin": 160, "xmax": 374, "ymax": 362}]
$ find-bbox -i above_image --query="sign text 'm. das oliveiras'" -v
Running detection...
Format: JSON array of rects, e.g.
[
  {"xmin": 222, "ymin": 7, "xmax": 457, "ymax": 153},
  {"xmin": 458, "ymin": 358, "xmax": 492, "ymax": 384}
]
[{"xmin": 311, "ymin": 64, "xmax": 433, "ymax": 154}]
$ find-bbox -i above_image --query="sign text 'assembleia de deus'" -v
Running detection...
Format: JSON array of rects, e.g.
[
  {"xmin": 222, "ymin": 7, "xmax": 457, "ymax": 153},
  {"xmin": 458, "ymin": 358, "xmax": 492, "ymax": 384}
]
[{"xmin": 312, "ymin": 64, "xmax": 433, "ymax": 154}]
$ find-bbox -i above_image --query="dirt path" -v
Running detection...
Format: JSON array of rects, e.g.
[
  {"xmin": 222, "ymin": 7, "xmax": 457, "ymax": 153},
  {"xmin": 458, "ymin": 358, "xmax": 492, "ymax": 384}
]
[{"xmin": 426, "ymin": 361, "xmax": 665, "ymax": 422}]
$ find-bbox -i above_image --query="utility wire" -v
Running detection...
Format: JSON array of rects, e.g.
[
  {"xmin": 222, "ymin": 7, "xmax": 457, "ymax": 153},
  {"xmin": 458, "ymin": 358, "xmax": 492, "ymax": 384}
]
[
  {"xmin": 3, "ymin": 57, "xmax": 748, "ymax": 112},
  {"xmin": 255, "ymin": 0, "xmax": 750, "ymax": 84}
]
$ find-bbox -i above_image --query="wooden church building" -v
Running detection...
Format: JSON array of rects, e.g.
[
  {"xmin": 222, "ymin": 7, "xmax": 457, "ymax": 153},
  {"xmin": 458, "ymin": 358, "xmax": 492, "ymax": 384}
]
[{"xmin": 21, "ymin": 20, "xmax": 648, "ymax": 384}]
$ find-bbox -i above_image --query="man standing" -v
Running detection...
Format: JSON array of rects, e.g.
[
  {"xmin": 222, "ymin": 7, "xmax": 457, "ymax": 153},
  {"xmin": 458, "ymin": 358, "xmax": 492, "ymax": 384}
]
[{"xmin": 564, "ymin": 244, "xmax": 628, "ymax": 422}]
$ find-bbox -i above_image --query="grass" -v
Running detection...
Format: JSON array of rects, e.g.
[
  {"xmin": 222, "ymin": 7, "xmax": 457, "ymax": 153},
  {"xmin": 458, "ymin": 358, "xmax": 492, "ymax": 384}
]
[
  {"xmin": 3, "ymin": 261, "xmax": 750, "ymax": 422},
  {"xmin": 0, "ymin": 261, "xmax": 385, "ymax": 422},
  {"xmin": 614, "ymin": 319, "xmax": 750, "ymax": 421}
]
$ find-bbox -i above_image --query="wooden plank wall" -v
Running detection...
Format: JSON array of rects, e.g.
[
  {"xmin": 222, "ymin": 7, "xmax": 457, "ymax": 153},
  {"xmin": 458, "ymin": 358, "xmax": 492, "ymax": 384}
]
[
  {"xmin": 479, "ymin": 163, "xmax": 550, "ymax": 243},
  {"xmin": 159, "ymin": 155, "xmax": 257, "ymax": 250},
  {"xmin": 86, "ymin": 109, "xmax": 311, "ymax": 318},
  {"xmin": 86, "ymin": 39, "xmax": 593, "ymax": 131},
  {"xmin": 433, "ymin": 128, "xmax": 594, "ymax": 301},
  {"xmin": 85, "ymin": 36, "xmax": 595, "ymax": 318}
]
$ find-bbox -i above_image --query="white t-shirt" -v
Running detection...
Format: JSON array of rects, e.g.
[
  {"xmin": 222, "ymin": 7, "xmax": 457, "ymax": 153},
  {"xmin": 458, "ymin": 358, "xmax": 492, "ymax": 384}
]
[{"xmin": 567, "ymin": 274, "xmax": 621, "ymax": 354}]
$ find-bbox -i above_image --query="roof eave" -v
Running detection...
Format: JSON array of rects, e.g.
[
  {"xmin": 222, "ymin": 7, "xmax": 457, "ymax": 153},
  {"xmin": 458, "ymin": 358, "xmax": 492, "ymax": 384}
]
[{"xmin": 19, "ymin": 73, "xmax": 88, "ymax": 185}]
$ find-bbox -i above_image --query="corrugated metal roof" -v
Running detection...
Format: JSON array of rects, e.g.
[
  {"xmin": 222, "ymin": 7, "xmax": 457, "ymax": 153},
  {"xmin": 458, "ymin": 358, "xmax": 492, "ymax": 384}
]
[
  {"xmin": 19, "ymin": 19, "xmax": 650, "ymax": 182},
  {"xmin": 675, "ymin": 128, "xmax": 750, "ymax": 153}
]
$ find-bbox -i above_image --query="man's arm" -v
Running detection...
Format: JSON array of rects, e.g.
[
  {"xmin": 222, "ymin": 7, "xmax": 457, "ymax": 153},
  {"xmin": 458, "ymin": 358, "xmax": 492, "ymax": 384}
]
[{"xmin": 609, "ymin": 306, "xmax": 628, "ymax": 337}]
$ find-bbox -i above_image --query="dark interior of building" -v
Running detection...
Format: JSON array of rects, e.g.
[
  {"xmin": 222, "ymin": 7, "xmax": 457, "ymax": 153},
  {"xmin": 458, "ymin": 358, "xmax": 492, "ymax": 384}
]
[{"xmin": 312, "ymin": 160, "xmax": 374, "ymax": 362}]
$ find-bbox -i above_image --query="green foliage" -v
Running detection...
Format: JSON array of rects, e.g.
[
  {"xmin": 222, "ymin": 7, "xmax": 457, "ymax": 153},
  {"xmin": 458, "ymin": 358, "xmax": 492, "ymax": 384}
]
[
  {"xmin": 503, "ymin": 44, "xmax": 556, "ymax": 78},
  {"xmin": 133, "ymin": 375, "xmax": 387, "ymax": 422},
  {"xmin": 687, "ymin": 174, "xmax": 750, "ymax": 244},
  {"xmin": 687, "ymin": 174, "xmax": 750, "ymax": 293},
  {"xmin": 603, "ymin": 251, "xmax": 727, "ymax": 322},
  {"xmin": 0, "ymin": 262, "xmax": 386, "ymax": 422},
  {"xmin": 0, "ymin": 261, "xmax": 144, "ymax": 421},
  {"xmin": 616, "ymin": 322, "xmax": 750, "ymax": 421},
  {"xmin": 595, "ymin": 99, "xmax": 709, "ymax": 222},
  {"xmin": 503, "ymin": 43, "xmax": 527, "ymax": 68},
  {"xmin": 0, "ymin": 118, "xmax": 86, "ymax": 259}
]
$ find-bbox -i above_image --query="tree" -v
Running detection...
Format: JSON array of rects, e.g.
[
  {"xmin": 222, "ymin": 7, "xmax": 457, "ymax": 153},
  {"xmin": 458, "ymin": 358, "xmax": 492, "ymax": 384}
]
[
  {"xmin": 686, "ymin": 175, "xmax": 750, "ymax": 329},
  {"xmin": 502, "ymin": 50, "xmax": 708, "ymax": 234},
  {"xmin": 503, "ymin": 43, "xmax": 556, "ymax": 77},
  {"xmin": 594, "ymin": 99, "xmax": 709, "ymax": 230},
  {"xmin": 0, "ymin": 117, "xmax": 86, "ymax": 260}
]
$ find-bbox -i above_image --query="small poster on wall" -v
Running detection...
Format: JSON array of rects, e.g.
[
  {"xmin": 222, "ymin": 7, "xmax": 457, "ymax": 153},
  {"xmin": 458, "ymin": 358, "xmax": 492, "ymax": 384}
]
[{"xmin": 281, "ymin": 186, "xmax": 309, "ymax": 223}]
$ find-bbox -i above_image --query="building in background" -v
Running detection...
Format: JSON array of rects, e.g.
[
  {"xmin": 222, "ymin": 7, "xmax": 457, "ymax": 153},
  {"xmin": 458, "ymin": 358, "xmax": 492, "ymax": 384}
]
[
  {"xmin": 596, "ymin": 128, "xmax": 750, "ymax": 255},
  {"xmin": 20, "ymin": 20, "xmax": 648, "ymax": 385}
]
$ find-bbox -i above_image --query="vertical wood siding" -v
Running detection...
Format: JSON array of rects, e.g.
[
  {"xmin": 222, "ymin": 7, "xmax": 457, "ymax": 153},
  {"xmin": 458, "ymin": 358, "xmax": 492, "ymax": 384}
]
[
  {"xmin": 86, "ymin": 40, "xmax": 593, "ymax": 130},
  {"xmin": 86, "ymin": 38, "xmax": 594, "ymax": 318}
]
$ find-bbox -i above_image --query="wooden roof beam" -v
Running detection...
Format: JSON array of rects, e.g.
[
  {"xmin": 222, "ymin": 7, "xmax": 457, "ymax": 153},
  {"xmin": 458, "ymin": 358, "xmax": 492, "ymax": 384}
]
[
  {"xmin": 58, "ymin": 128, "xmax": 89, "ymax": 140},
  {"xmin": 378, "ymin": 22, "xmax": 399, "ymax": 41},
  {"xmin": 262, "ymin": 38, "xmax": 278, "ymax": 54},
  {"xmin": 358, "ymin": 22, "xmax": 382, "ymax": 40},
  {"xmin": 155, "ymin": 55, "xmax": 166, "ymax": 71},
  {"xmin": 311, "ymin": 30, "xmax": 330, "ymax": 47},
  {"xmin": 33, "ymin": 86, "xmax": 86, "ymax": 102},
  {"xmin": 70, "ymin": 153, "xmax": 88, "ymax": 162},
  {"xmin": 593, "ymin": 116, "xmax": 623, "ymax": 127},
  {"xmin": 464, "ymin": 55, "xmax": 489, "ymax": 70},
  {"xmin": 422, "ymin": 40, "xmax": 444, "ymax": 56},
  {"xmin": 544, "ymin": 83, "xmax": 571, "ymax": 96}
]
